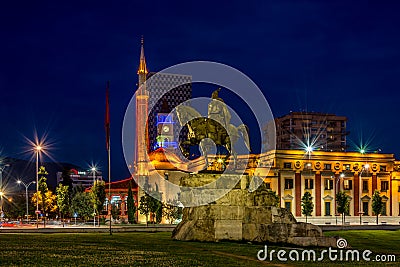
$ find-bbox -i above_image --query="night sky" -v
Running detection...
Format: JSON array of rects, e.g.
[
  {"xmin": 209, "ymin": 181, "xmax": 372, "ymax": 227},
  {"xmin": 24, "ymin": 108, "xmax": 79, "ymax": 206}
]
[{"xmin": 1, "ymin": 1, "xmax": 400, "ymax": 181}]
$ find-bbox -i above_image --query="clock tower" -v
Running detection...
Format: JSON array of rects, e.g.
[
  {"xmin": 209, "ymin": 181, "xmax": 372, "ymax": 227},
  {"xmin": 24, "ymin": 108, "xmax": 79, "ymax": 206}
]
[{"xmin": 156, "ymin": 101, "xmax": 177, "ymax": 149}]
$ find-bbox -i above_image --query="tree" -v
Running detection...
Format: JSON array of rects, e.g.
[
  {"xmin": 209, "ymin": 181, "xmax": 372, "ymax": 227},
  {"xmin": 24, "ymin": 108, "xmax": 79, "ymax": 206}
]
[
  {"xmin": 127, "ymin": 181, "xmax": 136, "ymax": 224},
  {"xmin": 301, "ymin": 191, "xmax": 314, "ymax": 223},
  {"xmin": 70, "ymin": 192, "xmax": 92, "ymax": 221},
  {"xmin": 336, "ymin": 191, "xmax": 350, "ymax": 225},
  {"xmin": 60, "ymin": 168, "xmax": 73, "ymax": 197},
  {"xmin": 372, "ymin": 190, "xmax": 383, "ymax": 225},
  {"xmin": 150, "ymin": 184, "xmax": 163, "ymax": 224},
  {"xmin": 56, "ymin": 184, "xmax": 70, "ymax": 227},
  {"xmin": 138, "ymin": 193, "xmax": 152, "ymax": 225},
  {"xmin": 90, "ymin": 180, "xmax": 106, "ymax": 226},
  {"xmin": 162, "ymin": 200, "xmax": 183, "ymax": 224},
  {"xmin": 31, "ymin": 190, "xmax": 58, "ymax": 220},
  {"xmin": 35, "ymin": 166, "xmax": 49, "ymax": 226}
]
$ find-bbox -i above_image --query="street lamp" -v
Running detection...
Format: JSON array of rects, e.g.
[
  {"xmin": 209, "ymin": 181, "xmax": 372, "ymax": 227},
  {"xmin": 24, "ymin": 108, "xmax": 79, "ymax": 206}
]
[
  {"xmin": 17, "ymin": 180, "xmax": 36, "ymax": 223},
  {"xmin": 91, "ymin": 166, "xmax": 97, "ymax": 227},
  {"xmin": 35, "ymin": 145, "xmax": 42, "ymax": 228},
  {"xmin": 359, "ymin": 163, "xmax": 370, "ymax": 225},
  {"xmin": 0, "ymin": 191, "xmax": 4, "ymax": 224},
  {"xmin": 0, "ymin": 163, "xmax": 10, "ymax": 222}
]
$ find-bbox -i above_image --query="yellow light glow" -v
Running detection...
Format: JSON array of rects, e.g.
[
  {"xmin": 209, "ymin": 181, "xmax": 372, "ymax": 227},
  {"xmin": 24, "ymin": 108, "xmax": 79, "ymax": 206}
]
[
  {"xmin": 35, "ymin": 145, "xmax": 42, "ymax": 151},
  {"xmin": 364, "ymin": 164, "xmax": 370, "ymax": 169}
]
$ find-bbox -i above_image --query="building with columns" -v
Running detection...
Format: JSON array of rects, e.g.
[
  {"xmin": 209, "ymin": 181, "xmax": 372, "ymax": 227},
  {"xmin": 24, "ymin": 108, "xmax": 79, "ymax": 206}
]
[{"xmin": 242, "ymin": 149, "xmax": 400, "ymax": 222}]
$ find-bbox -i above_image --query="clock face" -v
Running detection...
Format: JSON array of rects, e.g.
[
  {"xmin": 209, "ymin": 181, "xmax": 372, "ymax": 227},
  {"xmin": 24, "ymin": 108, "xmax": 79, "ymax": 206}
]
[{"xmin": 163, "ymin": 126, "xmax": 170, "ymax": 133}]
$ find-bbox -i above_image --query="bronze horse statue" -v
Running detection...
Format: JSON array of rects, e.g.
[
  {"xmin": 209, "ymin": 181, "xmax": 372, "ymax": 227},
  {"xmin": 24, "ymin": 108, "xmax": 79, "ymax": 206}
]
[{"xmin": 175, "ymin": 89, "xmax": 250, "ymax": 168}]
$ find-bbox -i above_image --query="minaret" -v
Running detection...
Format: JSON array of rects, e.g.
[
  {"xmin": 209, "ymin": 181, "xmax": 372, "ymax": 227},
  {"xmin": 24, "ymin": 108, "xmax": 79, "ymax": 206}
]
[{"xmin": 135, "ymin": 37, "xmax": 149, "ymax": 177}]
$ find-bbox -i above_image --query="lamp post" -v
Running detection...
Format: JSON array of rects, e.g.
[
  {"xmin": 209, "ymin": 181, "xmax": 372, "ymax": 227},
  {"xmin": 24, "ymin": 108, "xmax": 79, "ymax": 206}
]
[
  {"xmin": 35, "ymin": 145, "xmax": 42, "ymax": 228},
  {"xmin": 359, "ymin": 163, "xmax": 370, "ymax": 225},
  {"xmin": 91, "ymin": 167, "xmax": 96, "ymax": 227},
  {"xmin": 0, "ymin": 163, "xmax": 9, "ymax": 222},
  {"xmin": 17, "ymin": 180, "xmax": 36, "ymax": 223}
]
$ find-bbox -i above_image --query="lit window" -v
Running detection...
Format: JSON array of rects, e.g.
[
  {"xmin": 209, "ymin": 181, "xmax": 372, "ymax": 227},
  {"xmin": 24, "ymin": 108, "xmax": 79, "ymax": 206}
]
[
  {"xmin": 305, "ymin": 179, "xmax": 314, "ymax": 189},
  {"xmin": 324, "ymin": 179, "xmax": 333, "ymax": 190},
  {"xmin": 285, "ymin": 179, "xmax": 294, "ymax": 189},
  {"xmin": 344, "ymin": 180, "xmax": 352, "ymax": 190}
]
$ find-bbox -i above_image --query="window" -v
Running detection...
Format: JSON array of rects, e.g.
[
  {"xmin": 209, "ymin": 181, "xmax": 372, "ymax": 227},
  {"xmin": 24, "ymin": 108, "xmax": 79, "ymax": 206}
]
[
  {"xmin": 343, "ymin": 164, "xmax": 351, "ymax": 171},
  {"xmin": 324, "ymin": 164, "xmax": 331, "ymax": 170},
  {"xmin": 380, "ymin": 165, "xmax": 386, "ymax": 172},
  {"xmin": 265, "ymin": 182, "xmax": 271, "ymax": 190},
  {"xmin": 325, "ymin": 202, "xmax": 331, "ymax": 216},
  {"xmin": 305, "ymin": 179, "xmax": 314, "ymax": 189},
  {"xmin": 381, "ymin": 181, "xmax": 389, "ymax": 192},
  {"xmin": 324, "ymin": 179, "xmax": 334, "ymax": 190},
  {"xmin": 362, "ymin": 180, "xmax": 368, "ymax": 192},
  {"xmin": 285, "ymin": 202, "xmax": 291, "ymax": 212},
  {"xmin": 344, "ymin": 180, "xmax": 352, "ymax": 190},
  {"xmin": 283, "ymin": 162, "xmax": 292, "ymax": 169},
  {"xmin": 285, "ymin": 179, "xmax": 294, "ymax": 189}
]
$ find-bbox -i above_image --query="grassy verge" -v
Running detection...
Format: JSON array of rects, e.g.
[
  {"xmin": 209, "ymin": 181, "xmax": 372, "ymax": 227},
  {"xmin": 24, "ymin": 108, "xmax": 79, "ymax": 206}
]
[{"xmin": 0, "ymin": 230, "xmax": 398, "ymax": 266}]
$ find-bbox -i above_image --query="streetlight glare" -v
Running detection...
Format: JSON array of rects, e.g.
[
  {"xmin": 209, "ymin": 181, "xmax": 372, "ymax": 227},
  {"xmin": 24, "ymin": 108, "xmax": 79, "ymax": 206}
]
[
  {"xmin": 364, "ymin": 163, "xmax": 370, "ymax": 169},
  {"xmin": 35, "ymin": 145, "xmax": 42, "ymax": 151},
  {"xmin": 0, "ymin": 191, "xmax": 3, "ymax": 196},
  {"xmin": 17, "ymin": 180, "xmax": 21, "ymax": 184},
  {"xmin": 305, "ymin": 146, "xmax": 313, "ymax": 153},
  {"xmin": 340, "ymin": 173, "xmax": 345, "ymax": 178},
  {"xmin": 360, "ymin": 149, "xmax": 365, "ymax": 154}
]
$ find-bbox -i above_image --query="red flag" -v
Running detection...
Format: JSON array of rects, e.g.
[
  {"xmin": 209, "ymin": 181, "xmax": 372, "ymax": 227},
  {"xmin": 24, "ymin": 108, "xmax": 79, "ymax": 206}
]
[{"xmin": 105, "ymin": 81, "xmax": 110, "ymax": 151}]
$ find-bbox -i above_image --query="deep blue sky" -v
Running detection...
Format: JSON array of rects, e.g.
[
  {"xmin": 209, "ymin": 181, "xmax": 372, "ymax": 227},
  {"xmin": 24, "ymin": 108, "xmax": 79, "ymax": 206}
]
[{"xmin": 1, "ymin": 1, "xmax": 400, "ymax": 181}]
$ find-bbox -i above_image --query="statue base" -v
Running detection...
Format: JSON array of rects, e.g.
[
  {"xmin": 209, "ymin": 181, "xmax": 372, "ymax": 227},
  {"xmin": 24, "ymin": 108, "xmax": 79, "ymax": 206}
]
[{"xmin": 172, "ymin": 174, "xmax": 338, "ymax": 247}]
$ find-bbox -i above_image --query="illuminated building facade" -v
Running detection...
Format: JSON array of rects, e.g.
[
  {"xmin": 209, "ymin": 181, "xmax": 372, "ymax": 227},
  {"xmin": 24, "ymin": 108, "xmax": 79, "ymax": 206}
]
[
  {"xmin": 273, "ymin": 112, "xmax": 348, "ymax": 152},
  {"xmin": 242, "ymin": 149, "xmax": 400, "ymax": 221},
  {"xmin": 56, "ymin": 169, "xmax": 102, "ymax": 188}
]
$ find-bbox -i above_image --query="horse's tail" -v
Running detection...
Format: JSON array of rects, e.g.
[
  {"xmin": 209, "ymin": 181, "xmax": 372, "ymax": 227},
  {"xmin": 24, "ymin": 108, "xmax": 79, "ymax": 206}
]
[{"xmin": 238, "ymin": 124, "xmax": 251, "ymax": 152}]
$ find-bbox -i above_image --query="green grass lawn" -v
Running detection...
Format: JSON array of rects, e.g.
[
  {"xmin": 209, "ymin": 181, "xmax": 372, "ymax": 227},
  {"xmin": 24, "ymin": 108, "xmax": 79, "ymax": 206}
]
[{"xmin": 0, "ymin": 230, "xmax": 398, "ymax": 266}]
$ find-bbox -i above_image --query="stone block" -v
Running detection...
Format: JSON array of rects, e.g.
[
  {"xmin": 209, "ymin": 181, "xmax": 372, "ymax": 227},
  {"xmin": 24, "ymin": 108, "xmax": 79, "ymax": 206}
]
[{"xmin": 215, "ymin": 220, "xmax": 242, "ymax": 241}]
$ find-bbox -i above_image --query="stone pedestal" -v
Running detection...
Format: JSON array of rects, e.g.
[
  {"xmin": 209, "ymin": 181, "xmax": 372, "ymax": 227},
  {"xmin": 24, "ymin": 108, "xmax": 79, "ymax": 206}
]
[{"xmin": 172, "ymin": 173, "xmax": 338, "ymax": 247}]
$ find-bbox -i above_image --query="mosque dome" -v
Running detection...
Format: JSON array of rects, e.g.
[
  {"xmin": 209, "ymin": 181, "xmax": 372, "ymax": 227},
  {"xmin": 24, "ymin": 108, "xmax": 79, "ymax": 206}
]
[{"xmin": 148, "ymin": 148, "xmax": 182, "ymax": 170}]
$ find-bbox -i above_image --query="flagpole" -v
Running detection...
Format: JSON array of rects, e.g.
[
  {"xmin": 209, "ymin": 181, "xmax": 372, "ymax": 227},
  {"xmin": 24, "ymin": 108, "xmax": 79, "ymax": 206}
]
[
  {"xmin": 108, "ymin": 138, "xmax": 112, "ymax": 235},
  {"xmin": 105, "ymin": 81, "xmax": 112, "ymax": 235}
]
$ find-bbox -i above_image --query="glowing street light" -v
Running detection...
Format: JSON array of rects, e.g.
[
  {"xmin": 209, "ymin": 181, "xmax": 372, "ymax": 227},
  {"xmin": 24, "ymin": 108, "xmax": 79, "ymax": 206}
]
[
  {"xmin": 17, "ymin": 180, "xmax": 36, "ymax": 223},
  {"xmin": 90, "ymin": 166, "xmax": 97, "ymax": 227},
  {"xmin": 34, "ymin": 144, "xmax": 43, "ymax": 228},
  {"xmin": 305, "ymin": 145, "xmax": 313, "ymax": 153}
]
